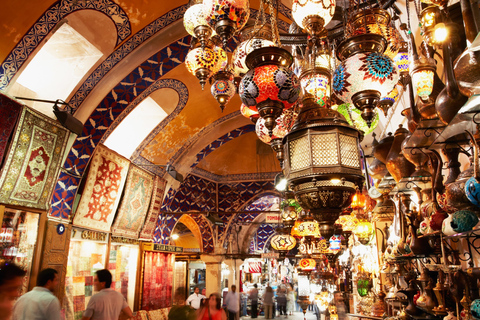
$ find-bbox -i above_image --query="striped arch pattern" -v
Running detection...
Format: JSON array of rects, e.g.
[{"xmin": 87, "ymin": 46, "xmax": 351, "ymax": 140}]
[
  {"xmin": 0, "ymin": 0, "xmax": 131, "ymax": 89},
  {"xmin": 49, "ymin": 77, "xmax": 189, "ymax": 219}
]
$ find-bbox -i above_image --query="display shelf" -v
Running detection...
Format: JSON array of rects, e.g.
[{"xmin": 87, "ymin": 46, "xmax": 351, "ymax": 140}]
[
  {"xmin": 443, "ymin": 226, "xmax": 480, "ymax": 239},
  {"xmin": 418, "ymin": 230, "xmax": 442, "ymax": 238},
  {"xmin": 403, "ymin": 118, "xmax": 446, "ymax": 150}
]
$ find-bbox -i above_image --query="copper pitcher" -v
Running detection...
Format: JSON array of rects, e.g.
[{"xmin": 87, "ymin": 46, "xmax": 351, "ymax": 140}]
[
  {"xmin": 374, "ymin": 132, "xmax": 394, "ymax": 165},
  {"xmin": 386, "ymin": 125, "xmax": 415, "ymax": 183}
]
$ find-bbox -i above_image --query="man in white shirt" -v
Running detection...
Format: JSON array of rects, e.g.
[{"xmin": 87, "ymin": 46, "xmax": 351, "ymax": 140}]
[
  {"xmin": 12, "ymin": 268, "xmax": 61, "ymax": 320},
  {"xmin": 81, "ymin": 269, "xmax": 133, "ymax": 320},
  {"xmin": 186, "ymin": 287, "xmax": 206, "ymax": 310},
  {"xmin": 224, "ymin": 285, "xmax": 239, "ymax": 320}
]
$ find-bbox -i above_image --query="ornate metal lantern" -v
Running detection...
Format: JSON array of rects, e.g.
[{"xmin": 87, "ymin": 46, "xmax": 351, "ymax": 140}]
[
  {"xmin": 292, "ymin": 0, "xmax": 336, "ymax": 37},
  {"xmin": 283, "ymin": 95, "xmax": 365, "ymax": 239},
  {"xmin": 271, "ymin": 233, "xmax": 297, "ymax": 251},
  {"xmin": 210, "ymin": 71, "xmax": 236, "ymax": 111},
  {"xmin": 185, "ymin": 43, "xmax": 227, "ymax": 89},
  {"xmin": 184, "ymin": 2, "xmax": 214, "ymax": 50}
]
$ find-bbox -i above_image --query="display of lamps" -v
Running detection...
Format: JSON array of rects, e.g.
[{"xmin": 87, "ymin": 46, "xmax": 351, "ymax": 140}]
[
  {"xmin": 184, "ymin": 2, "xmax": 214, "ymax": 50},
  {"xmin": 333, "ymin": 103, "xmax": 379, "ymax": 135},
  {"xmin": 292, "ymin": 0, "xmax": 336, "ymax": 37},
  {"xmin": 394, "ymin": 42, "xmax": 410, "ymax": 87},
  {"xmin": 240, "ymin": 47, "xmax": 300, "ymax": 135},
  {"xmin": 283, "ymin": 94, "xmax": 364, "ymax": 240},
  {"xmin": 354, "ymin": 219, "xmax": 375, "ymax": 245},
  {"xmin": 335, "ymin": 212, "xmax": 359, "ymax": 233},
  {"xmin": 411, "ymin": 57, "xmax": 436, "ymax": 101},
  {"xmin": 185, "ymin": 43, "xmax": 227, "ymax": 89},
  {"xmin": 203, "ymin": 0, "xmax": 250, "ymax": 48},
  {"xmin": 232, "ymin": 33, "xmax": 275, "ymax": 76},
  {"xmin": 210, "ymin": 71, "xmax": 236, "ymax": 111}
]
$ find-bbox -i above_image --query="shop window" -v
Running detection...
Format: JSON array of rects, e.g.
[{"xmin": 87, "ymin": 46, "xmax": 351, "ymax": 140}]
[
  {"xmin": 0, "ymin": 207, "xmax": 40, "ymax": 295},
  {"xmin": 108, "ymin": 244, "xmax": 139, "ymax": 310}
]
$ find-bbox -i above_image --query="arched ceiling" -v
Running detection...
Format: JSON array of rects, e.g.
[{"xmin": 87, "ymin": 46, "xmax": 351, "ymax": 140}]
[{"xmin": 0, "ymin": 0, "xmax": 421, "ymax": 189}]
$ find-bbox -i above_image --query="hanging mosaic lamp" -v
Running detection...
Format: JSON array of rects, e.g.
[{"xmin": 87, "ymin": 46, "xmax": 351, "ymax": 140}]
[
  {"xmin": 300, "ymin": 70, "xmax": 331, "ymax": 107},
  {"xmin": 292, "ymin": 0, "xmax": 336, "ymax": 37},
  {"xmin": 185, "ymin": 44, "xmax": 227, "ymax": 89},
  {"xmin": 299, "ymin": 258, "xmax": 316, "ymax": 271},
  {"xmin": 353, "ymin": 220, "xmax": 374, "ymax": 245},
  {"xmin": 298, "ymin": 217, "xmax": 321, "ymax": 237},
  {"xmin": 411, "ymin": 56, "xmax": 436, "ymax": 101},
  {"xmin": 256, "ymin": 107, "xmax": 298, "ymax": 166},
  {"xmin": 240, "ymin": 47, "xmax": 300, "ymax": 136},
  {"xmin": 333, "ymin": 103, "xmax": 379, "ymax": 135},
  {"xmin": 394, "ymin": 42, "xmax": 410, "ymax": 87},
  {"xmin": 335, "ymin": 212, "xmax": 359, "ymax": 233},
  {"xmin": 203, "ymin": 0, "xmax": 250, "ymax": 48},
  {"xmin": 271, "ymin": 233, "xmax": 297, "ymax": 251},
  {"xmin": 240, "ymin": 103, "xmax": 259, "ymax": 123},
  {"xmin": 378, "ymin": 86, "xmax": 400, "ymax": 116},
  {"xmin": 291, "ymin": 217, "xmax": 304, "ymax": 238},
  {"xmin": 280, "ymin": 198, "xmax": 302, "ymax": 228},
  {"xmin": 232, "ymin": 28, "xmax": 276, "ymax": 77},
  {"xmin": 329, "ymin": 234, "xmax": 343, "ymax": 252},
  {"xmin": 210, "ymin": 71, "xmax": 236, "ymax": 111},
  {"xmin": 183, "ymin": 2, "xmax": 214, "ymax": 50},
  {"xmin": 333, "ymin": 51, "xmax": 399, "ymax": 127}
]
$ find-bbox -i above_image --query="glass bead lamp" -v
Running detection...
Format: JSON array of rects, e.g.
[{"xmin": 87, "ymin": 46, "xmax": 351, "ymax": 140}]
[
  {"xmin": 203, "ymin": 0, "xmax": 250, "ymax": 48},
  {"xmin": 393, "ymin": 42, "xmax": 410, "ymax": 87},
  {"xmin": 378, "ymin": 86, "xmax": 399, "ymax": 116},
  {"xmin": 240, "ymin": 103, "xmax": 259, "ymax": 123},
  {"xmin": 300, "ymin": 72, "xmax": 330, "ymax": 107},
  {"xmin": 299, "ymin": 258, "xmax": 316, "ymax": 271},
  {"xmin": 292, "ymin": 0, "xmax": 336, "ymax": 37},
  {"xmin": 210, "ymin": 71, "xmax": 236, "ymax": 111},
  {"xmin": 184, "ymin": 3, "xmax": 214, "ymax": 50},
  {"xmin": 185, "ymin": 45, "xmax": 227, "ymax": 89},
  {"xmin": 411, "ymin": 56, "xmax": 436, "ymax": 101},
  {"xmin": 335, "ymin": 213, "xmax": 359, "ymax": 233},
  {"xmin": 333, "ymin": 103, "xmax": 379, "ymax": 135},
  {"xmin": 240, "ymin": 47, "xmax": 300, "ymax": 136},
  {"xmin": 232, "ymin": 38, "xmax": 275, "ymax": 77}
]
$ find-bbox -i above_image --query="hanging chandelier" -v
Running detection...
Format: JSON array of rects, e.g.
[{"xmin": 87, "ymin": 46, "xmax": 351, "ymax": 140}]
[{"xmin": 185, "ymin": 41, "xmax": 227, "ymax": 89}]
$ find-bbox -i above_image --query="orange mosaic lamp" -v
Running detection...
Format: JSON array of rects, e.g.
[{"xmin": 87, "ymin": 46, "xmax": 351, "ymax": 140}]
[{"xmin": 299, "ymin": 258, "xmax": 316, "ymax": 271}]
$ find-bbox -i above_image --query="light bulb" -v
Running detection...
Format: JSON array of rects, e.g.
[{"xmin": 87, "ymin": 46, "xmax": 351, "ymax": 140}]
[{"xmin": 434, "ymin": 23, "xmax": 447, "ymax": 43}]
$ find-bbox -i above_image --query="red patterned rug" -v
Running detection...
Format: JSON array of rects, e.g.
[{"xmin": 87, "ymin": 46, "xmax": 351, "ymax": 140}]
[
  {"xmin": 73, "ymin": 144, "xmax": 130, "ymax": 232},
  {"xmin": 140, "ymin": 176, "xmax": 166, "ymax": 240}
]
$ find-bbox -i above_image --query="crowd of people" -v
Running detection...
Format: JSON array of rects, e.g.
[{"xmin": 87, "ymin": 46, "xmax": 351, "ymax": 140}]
[{"xmin": 0, "ymin": 261, "xmax": 133, "ymax": 320}]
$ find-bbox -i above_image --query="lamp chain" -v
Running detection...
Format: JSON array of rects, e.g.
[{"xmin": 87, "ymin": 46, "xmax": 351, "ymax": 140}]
[{"xmin": 268, "ymin": 0, "xmax": 281, "ymax": 46}]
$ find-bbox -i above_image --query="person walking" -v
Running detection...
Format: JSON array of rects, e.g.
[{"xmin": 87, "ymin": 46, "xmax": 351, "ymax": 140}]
[
  {"xmin": 249, "ymin": 284, "xmax": 259, "ymax": 319},
  {"xmin": 197, "ymin": 293, "xmax": 226, "ymax": 320},
  {"xmin": 276, "ymin": 284, "xmax": 287, "ymax": 317},
  {"xmin": 81, "ymin": 269, "xmax": 133, "ymax": 320},
  {"xmin": 0, "ymin": 262, "xmax": 26, "ymax": 320},
  {"xmin": 186, "ymin": 287, "xmax": 207, "ymax": 310},
  {"xmin": 287, "ymin": 283, "xmax": 296, "ymax": 315},
  {"xmin": 224, "ymin": 285, "xmax": 239, "ymax": 320},
  {"xmin": 263, "ymin": 284, "xmax": 274, "ymax": 319},
  {"xmin": 12, "ymin": 268, "xmax": 61, "ymax": 320}
]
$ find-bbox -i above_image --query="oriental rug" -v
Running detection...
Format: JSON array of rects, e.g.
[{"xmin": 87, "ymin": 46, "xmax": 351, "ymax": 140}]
[
  {"xmin": 0, "ymin": 106, "xmax": 69, "ymax": 210},
  {"xmin": 139, "ymin": 175, "xmax": 166, "ymax": 240},
  {"xmin": 0, "ymin": 93, "xmax": 22, "ymax": 163},
  {"xmin": 112, "ymin": 164, "xmax": 154, "ymax": 238},
  {"xmin": 73, "ymin": 144, "xmax": 130, "ymax": 232}
]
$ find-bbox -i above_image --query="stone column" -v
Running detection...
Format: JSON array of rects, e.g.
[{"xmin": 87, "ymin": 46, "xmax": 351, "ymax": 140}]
[{"xmin": 201, "ymin": 254, "xmax": 223, "ymax": 296}]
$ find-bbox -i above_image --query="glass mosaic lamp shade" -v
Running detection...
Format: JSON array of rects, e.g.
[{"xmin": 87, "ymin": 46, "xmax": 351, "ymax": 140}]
[
  {"xmin": 411, "ymin": 59, "xmax": 436, "ymax": 100},
  {"xmin": 240, "ymin": 103, "xmax": 259, "ymax": 122},
  {"xmin": 335, "ymin": 213, "xmax": 359, "ymax": 232},
  {"xmin": 292, "ymin": 0, "xmax": 336, "ymax": 36},
  {"xmin": 281, "ymin": 200, "xmax": 301, "ymax": 228},
  {"xmin": 298, "ymin": 219, "xmax": 321, "ymax": 237},
  {"xmin": 300, "ymin": 72, "xmax": 330, "ymax": 107},
  {"xmin": 291, "ymin": 218, "xmax": 304, "ymax": 238},
  {"xmin": 299, "ymin": 258, "xmax": 316, "ymax": 271},
  {"xmin": 333, "ymin": 103, "xmax": 379, "ymax": 135},
  {"xmin": 203, "ymin": 0, "xmax": 250, "ymax": 47},
  {"xmin": 329, "ymin": 234, "xmax": 343, "ymax": 251},
  {"xmin": 271, "ymin": 234, "xmax": 297, "ymax": 251},
  {"xmin": 333, "ymin": 51, "xmax": 399, "ymax": 126},
  {"xmin": 185, "ymin": 45, "xmax": 227, "ymax": 89},
  {"xmin": 240, "ymin": 47, "xmax": 300, "ymax": 135},
  {"xmin": 354, "ymin": 220, "xmax": 374, "ymax": 245},
  {"xmin": 378, "ymin": 86, "xmax": 399, "ymax": 116},
  {"xmin": 184, "ymin": 3, "xmax": 214, "ymax": 49},
  {"xmin": 256, "ymin": 108, "xmax": 298, "ymax": 144},
  {"xmin": 210, "ymin": 71, "xmax": 236, "ymax": 111},
  {"xmin": 232, "ymin": 38, "xmax": 275, "ymax": 77}
]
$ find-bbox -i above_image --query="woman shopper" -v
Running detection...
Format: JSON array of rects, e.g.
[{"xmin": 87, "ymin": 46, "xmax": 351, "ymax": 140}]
[
  {"xmin": 263, "ymin": 284, "xmax": 274, "ymax": 319},
  {"xmin": 197, "ymin": 293, "xmax": 226, "ymax": 320},
  {"xmin": 287, "ymin": 283, "xmax": 296, "ymax": 315}
]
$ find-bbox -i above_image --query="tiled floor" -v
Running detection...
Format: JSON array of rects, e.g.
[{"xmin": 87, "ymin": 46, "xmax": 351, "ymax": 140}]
[{"xmin": 241, "ymin": 311, "xmax": 319, "ymax": 320}]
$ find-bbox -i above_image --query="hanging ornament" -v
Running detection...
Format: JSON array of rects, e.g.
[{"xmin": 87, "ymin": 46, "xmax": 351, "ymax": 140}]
[
  {"xmin": 271, "ymin": 234, "xmax": 297, "ymax": 251},
  {"xmin": 185, "ymin": 44, "xmax": 227, "ymax": 89},
  {"xmin": 210, "ymin": 71, "xmax": 236, "ymax": 111},
  {"xmin": 240, "ymin": 103, "xmax": 259, "ymax": 123},
  {"xmin": 292, "ymin": 0, "xmax": 336, "ymax": 37},
  {"xmin": 183, "ymin": 3, "xmax": 215, "ymax": 50}
]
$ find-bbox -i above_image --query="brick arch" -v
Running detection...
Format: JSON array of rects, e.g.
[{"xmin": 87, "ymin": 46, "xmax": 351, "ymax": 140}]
[
  {"xmin": 172, "ymin": 214, "xmax": 203, "ymax": 248},
  {"xmin": 0, "ymin": 0, "xmax": 131, "ymax": 89}
]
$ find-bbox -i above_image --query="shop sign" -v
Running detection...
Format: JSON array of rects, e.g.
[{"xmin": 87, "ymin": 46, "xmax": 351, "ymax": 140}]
[
  {"xmin": 111, "ymin": 236, "xmax": 139, "ymax": 245},
  {"xmin": 261, "ymin": 252, "xmax": 279, "ymax": 259},
  {"xmin": 265, "ymin": 213, "xmax": 281, "ymax": 224},
  {"xmin": 72, "ymin": 228, "xmax": 108, "ymax": 242},
  {"xmin": 143, "ymin": 242, "xmax": 183, "ymax": 253},
  {"xmin": 248, "ymin": 261, "xmax": 262, "ymax": 273}
]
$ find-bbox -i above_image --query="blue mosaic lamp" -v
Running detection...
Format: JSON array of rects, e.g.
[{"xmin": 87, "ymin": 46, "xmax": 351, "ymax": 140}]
[{"xmin": 210, "ymin": 71, "xmax": 235, "ymax": 112}]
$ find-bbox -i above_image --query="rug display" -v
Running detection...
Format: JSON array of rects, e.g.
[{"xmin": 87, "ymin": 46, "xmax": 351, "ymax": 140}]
[
  {"xmin": 141, "ymin": 251, "xmax": 174, "ymax": 310},
  {"xmin": 139, "ymin": 176, "xmax": 166, "ymax": 240},
  {"xmin": 73, "ymin": 144, "xmax": 130, "ymax": 232},
  {"xmin": 0, "ymin": 106, "xmax": 69, "ymax": 210},
  {"xmin": 0, "ymin": 93, "xmax": 22, "ymax": 163},
  {"xmin": 112, "ymin": 165, "xmax": 154, "ymax": 238}
]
